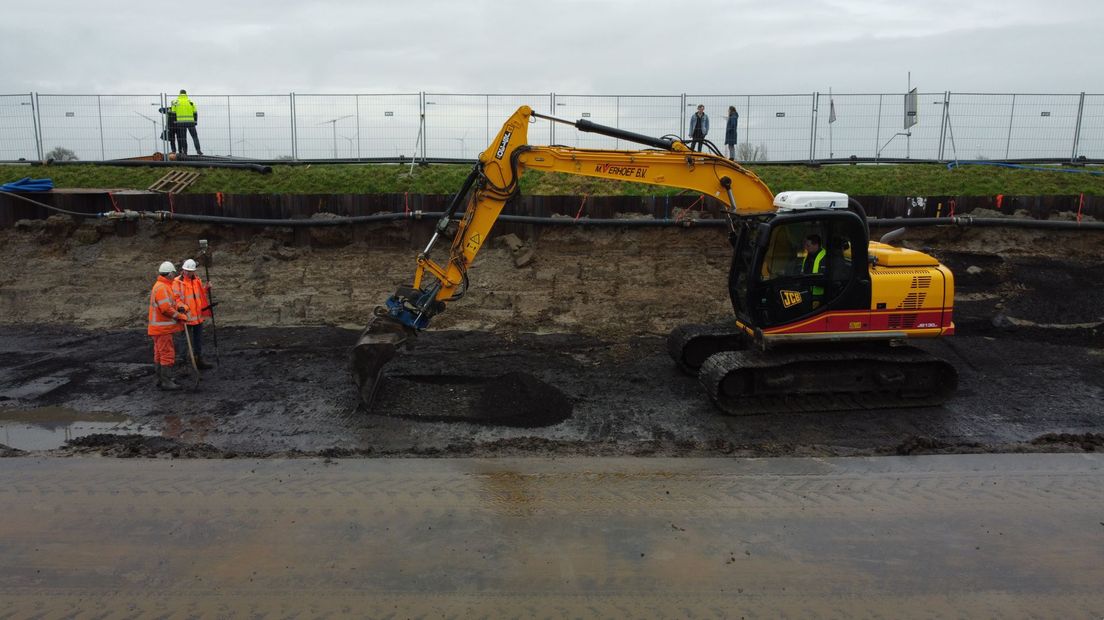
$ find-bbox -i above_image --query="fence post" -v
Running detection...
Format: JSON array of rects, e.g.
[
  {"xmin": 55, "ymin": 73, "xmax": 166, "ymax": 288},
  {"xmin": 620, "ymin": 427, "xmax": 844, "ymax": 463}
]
[
  {"xmin": 680, "ymin": 94, "xmax": 686, "ymax": 140},
  {"xmin": 160, "ymin": 93, "xmax": 167, "ymax": 155},
  {"xmin": 745, "ymin": 95, "xmax": 751, "ymax": 152},
  {"xmin": 1004, "ymin": 93, "xmax": 1016, "ymax": 159},
  {"xmin": 551, "ymin": 93, "xmax": 557, "ymax": 144},
  {"xmin": 355, "ymin": 95, "xmax": 362, "ymax": 161},
  {"xmin": 226, "ymin": 95, "xmax": 232, "ymax": 157},
  {"xmin": 97, "ymin": 95, "xmax": 106, "ymax": 160},
  {"xmin": 936, "ymin": 92, "xmax": 949, "ymax": 161},
  {"xmin": 808, "ymin": 91, "xmax": 819, "ymax": 161},
  {"xmin": 421, "ymin": 92, "xmax": 428, "ymax": 162},
  {"xmin": 874, "ymin": 94, "xmax": 883, "ymax": 159},
  {"xmin": 1071, "ymin": 91, "xmax": 1086, "ymax": 161},
  {"xmin": 30, "ymin": 92, "xmax": 42, "ymax": 161},
  {"xmin": 290, "ymin": 92, "xmax": 298, "ymax": 160}
]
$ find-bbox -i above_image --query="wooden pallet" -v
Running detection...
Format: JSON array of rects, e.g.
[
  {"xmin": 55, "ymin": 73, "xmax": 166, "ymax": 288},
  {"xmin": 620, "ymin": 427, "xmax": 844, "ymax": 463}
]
[{"xmin": 148, "ymin": 170, "xmax": 200, "ymax": 193}]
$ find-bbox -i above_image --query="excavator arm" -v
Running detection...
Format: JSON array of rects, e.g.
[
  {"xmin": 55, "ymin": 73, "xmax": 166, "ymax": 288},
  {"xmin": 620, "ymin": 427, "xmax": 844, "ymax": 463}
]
[{"xmin": 352, "ymin": 105, "xmax": 776, "ymax": 406}]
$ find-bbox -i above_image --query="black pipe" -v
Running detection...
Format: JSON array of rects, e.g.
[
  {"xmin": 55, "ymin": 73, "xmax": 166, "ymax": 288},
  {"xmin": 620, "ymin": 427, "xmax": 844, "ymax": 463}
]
[
  {"xmin": 155, "ymin": 211, "xmax": 729, "ymax": 228},
  {"xmin": 156, "ymin": 211, "xmax": 1104, "ymax": 230},
  {"xmin": 868, "ymin": 216, "xmax": 1104, "ymax": 230},
  {"xmin": 27, "ymin": 159, "xmax": 273, "ymax": 173},
  {"xmin": 5, "ymin": 189, "xmax": 1102, "ymax": 230}
]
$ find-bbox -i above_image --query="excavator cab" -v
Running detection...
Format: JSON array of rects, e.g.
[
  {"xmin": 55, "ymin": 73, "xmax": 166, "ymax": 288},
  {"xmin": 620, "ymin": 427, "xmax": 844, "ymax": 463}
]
[{"xmin": 729, "ymin": 194, "xmax": 871, "ymax": 334}]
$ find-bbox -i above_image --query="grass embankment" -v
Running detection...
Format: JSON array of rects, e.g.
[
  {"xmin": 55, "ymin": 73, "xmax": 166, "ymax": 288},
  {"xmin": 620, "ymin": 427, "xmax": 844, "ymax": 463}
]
[{"xmin": 2, "ymin": 163, "xmax": 1103, "ymax": 196}]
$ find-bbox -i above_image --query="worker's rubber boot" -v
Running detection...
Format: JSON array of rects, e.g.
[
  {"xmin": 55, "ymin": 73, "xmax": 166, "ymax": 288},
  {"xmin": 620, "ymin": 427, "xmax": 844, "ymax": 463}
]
[
  {"xmin": 158, "ymin": 365, "xmax": 181, "ymax": 391},
  {"xmin": 195, "ymin": 356, "xmax": 215, "ymax": 370}
]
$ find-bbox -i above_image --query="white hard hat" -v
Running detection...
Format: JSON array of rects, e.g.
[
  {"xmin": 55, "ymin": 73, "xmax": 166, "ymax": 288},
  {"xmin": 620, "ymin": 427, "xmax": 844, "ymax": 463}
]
[
  {"xmin": 182, "ymin": 259, "xmax": 198, "ymax": 272},
  {"xmin": 158, "ymin": 261, "xmax": 176, "ymax": 275}
]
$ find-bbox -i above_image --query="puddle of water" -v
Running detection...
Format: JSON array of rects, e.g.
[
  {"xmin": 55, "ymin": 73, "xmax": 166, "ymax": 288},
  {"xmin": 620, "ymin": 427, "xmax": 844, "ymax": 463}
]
[{"xmin": 0, "ymin": 406, "xmax": 158, "ymax": 451}]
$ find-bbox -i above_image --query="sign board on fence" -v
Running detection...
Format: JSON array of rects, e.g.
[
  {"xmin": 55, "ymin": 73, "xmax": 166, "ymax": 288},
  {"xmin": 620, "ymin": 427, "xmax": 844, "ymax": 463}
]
[{"xmin": 904, "ymin": 88, "xmax": 918, "ymax": 129}]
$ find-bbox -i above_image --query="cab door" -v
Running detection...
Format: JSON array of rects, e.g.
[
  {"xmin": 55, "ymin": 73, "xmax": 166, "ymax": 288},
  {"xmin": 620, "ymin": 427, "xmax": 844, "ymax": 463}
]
[{"xmin": 743, "ymin": 211, "xmax": 871, "ymax": 331}]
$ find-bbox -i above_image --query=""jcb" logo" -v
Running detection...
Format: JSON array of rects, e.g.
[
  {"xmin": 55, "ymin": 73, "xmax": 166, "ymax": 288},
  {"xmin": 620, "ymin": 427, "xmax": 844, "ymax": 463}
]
[{"xmin": 780, "ymin": 290, "xmax": 802, "ymax": 308}]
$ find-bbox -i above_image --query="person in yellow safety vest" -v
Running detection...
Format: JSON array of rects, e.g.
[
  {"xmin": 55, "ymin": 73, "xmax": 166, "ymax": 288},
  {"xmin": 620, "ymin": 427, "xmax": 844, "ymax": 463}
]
[
  {"xmin": 802, "ymin": 234, "xmax": 827, "ymax": 304},
  {"xmin": 170, "ymin": 89, "xmax": 203, "ymax": 156},
  {"xmin": 173, "ymin": 258, "xmax": 215, "ymax": 370},
  {"xmin": 148, "ymin": 261, "xmax": 189, "ymax": 390}
]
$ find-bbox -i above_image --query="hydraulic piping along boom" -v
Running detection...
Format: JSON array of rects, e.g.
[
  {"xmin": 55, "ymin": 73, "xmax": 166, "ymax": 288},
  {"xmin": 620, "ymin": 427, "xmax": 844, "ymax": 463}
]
[{"xmin": 382, "ymin": 105, "xmax": 777, "ymax": 335}]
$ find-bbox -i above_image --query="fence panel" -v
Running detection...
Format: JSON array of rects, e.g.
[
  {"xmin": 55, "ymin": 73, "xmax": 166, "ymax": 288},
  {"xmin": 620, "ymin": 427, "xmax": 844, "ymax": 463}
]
[
  {"xmin": 424, "ymin": 94, "xmax": 552, "ymax": 159},
  {"xmin": 939, "ymin": 93, "xmax": 1013, "ymax": 160},
  {"xmin": 811, "ymin": 93, "xmax": 883, "ymax": 160},
  {"xmin": 1005, "ymin": 94, "xmax": 1081, "ymax": 159},
  {"xmin": 97, "ymin": 94, "xmax": 164, "ymax": 159},
  {"xmin": 199, "ymin": 94, "xmax": 296, "ymax": 160},
  {"xmin": 869, "ymin": 91, "xmax": 944, "ymax": 160},
  {"xmin": 0, "ymin": 94, "xmax": 38, "ymax": 160},
  {"xmin": 736, "ymin": 94, "xmax": 815, "ymax": 162},
  {"xmin": 292, "ymin": 94, "xmax": 361, "ymax": 159},
  {"xmin": 353, "ymin": 94, "xmax": 422, "ymax": 159},
  {"xmin": 38, "ymin": 95, "xmax": 107, "ymax": 161},
  {"xmin": 1077, "ymin": 94, "xmax": 1104, "ymax": 159}
]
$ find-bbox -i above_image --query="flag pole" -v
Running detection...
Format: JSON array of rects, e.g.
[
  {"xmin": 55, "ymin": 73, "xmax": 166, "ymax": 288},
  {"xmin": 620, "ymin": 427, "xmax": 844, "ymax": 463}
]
[{"xmin": 828, "ymin": 88, "xmax": 834, "ymax": 159}]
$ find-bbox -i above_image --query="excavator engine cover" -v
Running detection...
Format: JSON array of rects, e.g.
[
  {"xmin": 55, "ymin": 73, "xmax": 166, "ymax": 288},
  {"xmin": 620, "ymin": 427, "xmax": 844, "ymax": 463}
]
[{"xmin": 351, "ymin": 313, "xmax": 415, "ymax": 408}]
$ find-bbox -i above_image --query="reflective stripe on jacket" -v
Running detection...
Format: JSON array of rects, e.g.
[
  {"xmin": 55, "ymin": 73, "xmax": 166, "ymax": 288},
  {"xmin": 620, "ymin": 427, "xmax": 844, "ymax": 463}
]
[
  {"xmin": 173, "ymin": 274, "xmax": 211, "ymax": 325},
  {"xmin": 804, "ymin": 248, "xmax": 827, "ymax": 297},
  {"xmin": 148, "ymin": 275, "xmax": 184, "ymax": 335},
  {"xmin": 172, "ymin": 95, "xmax": 197, "ymax": 123}
]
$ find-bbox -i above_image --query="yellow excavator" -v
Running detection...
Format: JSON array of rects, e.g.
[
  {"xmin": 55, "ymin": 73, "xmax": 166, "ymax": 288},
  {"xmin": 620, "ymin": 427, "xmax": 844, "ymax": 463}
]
[{"xmin": 352, "ymin": 106, "xmax": 957, "ymax": 414}]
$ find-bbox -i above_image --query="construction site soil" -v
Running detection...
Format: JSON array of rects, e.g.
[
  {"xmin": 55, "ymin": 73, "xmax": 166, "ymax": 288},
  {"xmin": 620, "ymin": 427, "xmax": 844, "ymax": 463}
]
[{"xmin": 0, "ymin": 216, "xmax": 1101, "ymax": 458}]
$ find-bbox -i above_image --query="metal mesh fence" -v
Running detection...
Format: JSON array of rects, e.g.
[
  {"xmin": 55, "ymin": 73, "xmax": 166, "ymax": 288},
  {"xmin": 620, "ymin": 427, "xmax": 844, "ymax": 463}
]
[
  {"xmin": 0, "ymin": 94, "xmax": 39, "ymax": 161},
  {"xmin": 2, "ymin": 91, "xmax": 1101, "ymax": 163},
  {"xmin": 425, "ymin": 94, "xmax": 553, "ymax": 160},
  {"xmin": 1078, "ymin": 94, "xmax": 1104, "ymax": 160}
]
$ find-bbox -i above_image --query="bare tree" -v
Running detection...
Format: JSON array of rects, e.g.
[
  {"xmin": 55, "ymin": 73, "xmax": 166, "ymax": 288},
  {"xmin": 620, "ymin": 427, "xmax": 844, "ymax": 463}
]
[
  {"xmin": 45, "ymin": 146, "xmax": 79, "ymax": 162},
  {"xmin": 735, "ymin": 143, "xmax": 769, "ymax": 162}
]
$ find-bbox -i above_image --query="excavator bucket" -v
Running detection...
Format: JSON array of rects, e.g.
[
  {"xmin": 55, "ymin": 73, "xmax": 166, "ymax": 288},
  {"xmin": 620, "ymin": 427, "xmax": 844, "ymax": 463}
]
[{"xmin": 351, "ymin": 314, "xmax": 415, "ymax": 409}]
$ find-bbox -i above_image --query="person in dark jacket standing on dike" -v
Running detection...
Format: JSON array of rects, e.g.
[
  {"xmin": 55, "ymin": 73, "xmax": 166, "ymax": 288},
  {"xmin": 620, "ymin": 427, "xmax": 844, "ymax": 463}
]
[{"xmin": 725, "ymin": 106, "xmax": 739, "ymax": 160}]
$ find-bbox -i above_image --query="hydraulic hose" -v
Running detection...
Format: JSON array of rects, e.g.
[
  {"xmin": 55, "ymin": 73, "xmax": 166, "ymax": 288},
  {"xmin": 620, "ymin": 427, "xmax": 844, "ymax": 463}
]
[{"xmin": 946, "ymin": 160, "xmax": 1104, "ymax": 176}]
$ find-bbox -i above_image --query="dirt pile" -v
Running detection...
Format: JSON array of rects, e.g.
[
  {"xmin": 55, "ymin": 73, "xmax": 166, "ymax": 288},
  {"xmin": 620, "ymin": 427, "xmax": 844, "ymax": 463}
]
[
  {"xmin": 65, "ymin": 434, "xmax": 225, "ymax": 458},
  {"xmin": 472, "ymin": 372, "xmax": 574, "ymax": 428}
]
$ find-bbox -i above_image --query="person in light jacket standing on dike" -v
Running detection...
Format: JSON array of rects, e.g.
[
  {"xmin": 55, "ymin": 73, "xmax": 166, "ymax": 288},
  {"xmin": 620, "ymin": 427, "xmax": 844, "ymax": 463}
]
[
  {"xmin": 725, "ymin": 106, "xmax": 739, "ymax": 160},
  {"xmin": 688, "ymin": 104, "xmax": 709, "ymax": 152}
]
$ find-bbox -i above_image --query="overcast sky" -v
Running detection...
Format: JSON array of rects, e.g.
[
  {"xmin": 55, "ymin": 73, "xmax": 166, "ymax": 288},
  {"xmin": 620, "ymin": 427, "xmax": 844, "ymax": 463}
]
[{"xmin": 3, "ymin": 0, "xmax": 1101, "ymax": 95}]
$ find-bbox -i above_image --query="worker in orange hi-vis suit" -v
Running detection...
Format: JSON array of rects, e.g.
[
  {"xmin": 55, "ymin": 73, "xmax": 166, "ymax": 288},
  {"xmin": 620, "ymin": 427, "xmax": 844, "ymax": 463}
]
[
  {"xmin": 148, "ymin": 261, "xmax": 189, "ymax": 390},
  {"xmin": 173, "ymin": 258, "xmax": 215, "ymax": 370}
]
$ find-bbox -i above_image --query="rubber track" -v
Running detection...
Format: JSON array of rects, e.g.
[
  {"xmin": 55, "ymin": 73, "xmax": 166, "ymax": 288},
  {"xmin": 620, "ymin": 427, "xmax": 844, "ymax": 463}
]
[{"xmin": 700, "ymin": 345, "xmax": 957, "ymax": 415}]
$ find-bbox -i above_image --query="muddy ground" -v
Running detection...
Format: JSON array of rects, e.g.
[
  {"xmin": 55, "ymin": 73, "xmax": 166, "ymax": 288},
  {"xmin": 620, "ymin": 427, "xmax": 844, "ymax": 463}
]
[{"xmin": 0, "ymin": 217, "xmax": 1101, "ymax": 457}]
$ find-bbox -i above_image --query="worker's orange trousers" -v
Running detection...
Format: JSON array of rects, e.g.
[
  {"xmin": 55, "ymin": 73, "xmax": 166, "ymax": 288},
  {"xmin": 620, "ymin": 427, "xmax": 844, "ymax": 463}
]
[{"xmin": 152, "ymin": 334, "xmax": 175, "ymax": 366}]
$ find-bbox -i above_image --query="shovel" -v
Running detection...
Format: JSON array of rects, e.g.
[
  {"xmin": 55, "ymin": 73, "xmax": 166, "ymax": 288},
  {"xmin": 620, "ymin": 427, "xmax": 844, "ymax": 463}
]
[{"xmin": 182, "ymin": 324, "xmax": 201, "ymax": 388}]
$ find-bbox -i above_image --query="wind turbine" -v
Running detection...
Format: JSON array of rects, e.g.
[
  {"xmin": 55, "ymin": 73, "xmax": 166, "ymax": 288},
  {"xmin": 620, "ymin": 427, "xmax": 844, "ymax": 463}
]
[{"xmin": 320, "ymin": 115, "xmax": 353, "ymax": 159}]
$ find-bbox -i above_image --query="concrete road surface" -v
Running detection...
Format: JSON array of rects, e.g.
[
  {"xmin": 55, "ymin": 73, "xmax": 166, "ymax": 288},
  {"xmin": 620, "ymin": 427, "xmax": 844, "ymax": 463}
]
[{"xmin": 1, "ymin": 454, "xmax": 1102, "ymax": 618}]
